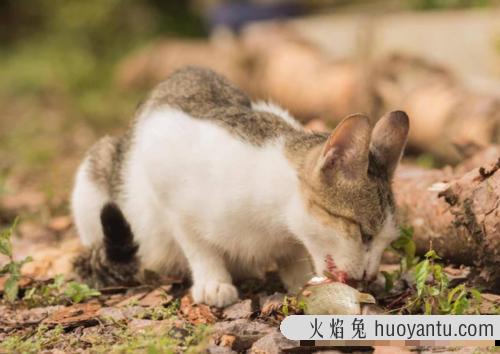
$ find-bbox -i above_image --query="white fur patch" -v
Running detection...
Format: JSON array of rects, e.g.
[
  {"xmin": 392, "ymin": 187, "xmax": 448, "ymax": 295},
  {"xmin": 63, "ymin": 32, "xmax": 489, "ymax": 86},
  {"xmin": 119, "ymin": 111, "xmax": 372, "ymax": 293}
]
[{"xmin": 252, "ymin": 101, "xmax": 303, "ymax": 130}]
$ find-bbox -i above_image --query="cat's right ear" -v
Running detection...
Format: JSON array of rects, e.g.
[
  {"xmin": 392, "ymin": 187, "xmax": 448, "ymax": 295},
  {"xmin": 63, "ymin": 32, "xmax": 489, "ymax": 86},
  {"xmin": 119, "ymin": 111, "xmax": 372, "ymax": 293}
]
[
  {"xmin": 369, "ymin": 110, "xmax": 409, "ymax": 179},
  {"xmin": 317, "ymin": 113, "xmax": 372, "ymax": 181}
]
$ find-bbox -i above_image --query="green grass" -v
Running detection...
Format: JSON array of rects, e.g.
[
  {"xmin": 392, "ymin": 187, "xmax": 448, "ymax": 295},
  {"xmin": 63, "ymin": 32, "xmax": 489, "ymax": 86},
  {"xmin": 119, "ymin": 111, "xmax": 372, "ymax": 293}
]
[
  {"xmin": 0, "ymin": 325, "xmax": 64, "ymax": 354},
  {"xmin": 0, "ymin": 325, "xmax": 210, "ymax": 354},
  {"xmin": 0, "ymin": 313, "xmax": 211, "ymax": 353}
]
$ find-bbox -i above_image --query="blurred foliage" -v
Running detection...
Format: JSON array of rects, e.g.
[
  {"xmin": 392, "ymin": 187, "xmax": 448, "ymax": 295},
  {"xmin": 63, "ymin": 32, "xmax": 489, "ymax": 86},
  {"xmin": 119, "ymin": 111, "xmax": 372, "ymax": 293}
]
[
  {"xmin": 309, "ymin": 0, "xmax": 495, "ymax": 10},
  {"xmin": 0, "ymin": 0, "xmax": 205, "ymax": 104},
  {"xmin": 416, "ymin": 153, "xmax": 437, "ymax": 169},
  {"xmin": 0, "ymin": 0, "xmax": 205, "ymax": 184},
  {"xmin": 410, "ymin": 0, "xmax": 492, "ymax": 9}
]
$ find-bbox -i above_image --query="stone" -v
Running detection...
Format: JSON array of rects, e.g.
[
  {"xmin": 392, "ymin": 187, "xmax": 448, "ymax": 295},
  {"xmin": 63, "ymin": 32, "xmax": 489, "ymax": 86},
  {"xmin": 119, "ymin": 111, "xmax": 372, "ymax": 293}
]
[
  {"xmin": 223, "ymin": 299, "xmax": 253, "ymax": 320},
  {"xmin": 249, "ymin": 329, "xmax": 299, "ymax": 353}
]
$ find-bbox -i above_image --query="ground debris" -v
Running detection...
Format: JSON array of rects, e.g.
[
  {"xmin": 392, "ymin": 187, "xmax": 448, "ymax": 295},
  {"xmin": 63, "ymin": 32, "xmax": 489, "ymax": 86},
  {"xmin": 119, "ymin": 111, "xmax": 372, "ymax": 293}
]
[
  {"xmin": 0, "ymin": 190, "xmax": 45, "ymax": 215},
  {"xmin": 219, "ymin": 333, "xmax": 237, "ymax": 347},
  {"xmin": 138, "ymin": 285, "xmax": 173, "ymax": 307},
  {"xmin": 223, "ymin": 299, "xmax": 254, "ymax": 320},
  {"xmin": 98, "ymin": 305, "xmax": 145, "ymax": 322},
  {"xmin": 0, "ymin": 305, "xmax": 63, "ymax": 331},
  {"xmin": 180, "ymin": 294, "xmax": 217, "ymax": 324},
  {"xmin": 127, "ymin": 318, "xmax": 173, "ymax": 334},
  {"xmin": 212, "ymin": 319, "xmax": 275, "ymax": 352},
  {"xmin": 206, "ymin": 344, "xmax": 238, "ymax": 354},
  {"xmin": 115, "ymin": 290, "xmax": 148, "ymax": 307},
  {"xmin": 419, "ymin": 347, "xmax": 487, "ymax": 354},
  {"xmin": 42, "ymin": 302, "xmax": 100, "ymax": 329},
  {"xmin": 48, "ymin": 216, "xmax": 72, "ymax": 232},
  {"xmin": 249, "ymin": 329, "xmax": 299, "ymax": 354},
  {"xmin": 259, "ymin": 292, "xmax": 285, "ymax": 317},
  {"xmin": 479, "ymin": 293, "xmax": 500, "ymax": 314},
  {"xmin": 374, "ymin": 347, "xmax": 416, "ymax": 354},
  {"xmin": 19, "ymin": 237, "xmax": 82, "ymax": 278}
]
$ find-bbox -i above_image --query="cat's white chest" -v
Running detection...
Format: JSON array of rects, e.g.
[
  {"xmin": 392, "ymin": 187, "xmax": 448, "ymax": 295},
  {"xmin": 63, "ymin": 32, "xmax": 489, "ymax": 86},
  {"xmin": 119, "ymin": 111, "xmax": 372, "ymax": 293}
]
[{"xmin": 123, "ymin": 107, "xmax": 301, "ymax": 274}]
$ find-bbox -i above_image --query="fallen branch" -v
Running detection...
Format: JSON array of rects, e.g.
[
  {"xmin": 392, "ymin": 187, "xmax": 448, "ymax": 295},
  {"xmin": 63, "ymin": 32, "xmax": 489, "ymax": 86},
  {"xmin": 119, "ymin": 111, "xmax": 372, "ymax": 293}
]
[{"xmin": 394, "ymin": 147, "xmax": 500, "ymax": 290}]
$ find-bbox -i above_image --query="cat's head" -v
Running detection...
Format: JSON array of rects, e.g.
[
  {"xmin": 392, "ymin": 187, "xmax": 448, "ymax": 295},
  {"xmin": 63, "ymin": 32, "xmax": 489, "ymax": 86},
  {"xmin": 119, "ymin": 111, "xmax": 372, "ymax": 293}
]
[{"xmin": 291, "ymin": 111, "xmax": 409, "ymax": 284}]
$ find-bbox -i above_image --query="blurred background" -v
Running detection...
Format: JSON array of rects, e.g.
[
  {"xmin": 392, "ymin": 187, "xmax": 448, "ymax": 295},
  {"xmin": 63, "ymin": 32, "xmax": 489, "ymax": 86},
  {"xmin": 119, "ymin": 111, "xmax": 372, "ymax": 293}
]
[{"xmin": 0, "ymin": 0, "xmax": 500, "ymax": 233}]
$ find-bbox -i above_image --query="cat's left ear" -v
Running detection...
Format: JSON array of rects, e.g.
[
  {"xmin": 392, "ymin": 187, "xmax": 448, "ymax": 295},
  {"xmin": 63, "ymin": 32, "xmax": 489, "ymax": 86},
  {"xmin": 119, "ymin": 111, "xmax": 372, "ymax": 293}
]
[
  {"xmin": 369, "ymin": 110, "xmax": 410, "ymax": 179},
  {"xmin": 318, "ymin": 113, "xmax": 372, "ymax": 181}
]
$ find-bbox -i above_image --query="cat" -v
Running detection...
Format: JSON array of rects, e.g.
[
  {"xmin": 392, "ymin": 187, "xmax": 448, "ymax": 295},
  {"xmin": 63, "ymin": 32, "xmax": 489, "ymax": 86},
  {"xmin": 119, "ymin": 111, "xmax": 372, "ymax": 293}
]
[{"xmin": 72, "ymin": 66, "xmax": 409, "ymax": 307}]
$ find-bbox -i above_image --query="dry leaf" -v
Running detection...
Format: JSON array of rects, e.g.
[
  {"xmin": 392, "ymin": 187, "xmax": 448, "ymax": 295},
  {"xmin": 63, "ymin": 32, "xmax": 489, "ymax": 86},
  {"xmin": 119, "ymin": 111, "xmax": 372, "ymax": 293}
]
[
  {"xmin": 180, "ymin": 295, "xmax": 216, "ymax": 324},
  {"xmin": 139, "ymin": 286, "xmax": 173, "ymax": 307},
  {"xmin": 259, "ymin": 293, "xmax": 285, "ymax": 317},
  {"xmin": 20, "ymin": 237, "xmax": 83, "ymax": 278}
]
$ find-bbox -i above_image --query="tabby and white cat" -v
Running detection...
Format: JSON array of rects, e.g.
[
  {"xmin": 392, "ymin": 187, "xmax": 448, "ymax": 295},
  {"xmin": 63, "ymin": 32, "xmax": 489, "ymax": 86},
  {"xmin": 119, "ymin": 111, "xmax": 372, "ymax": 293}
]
[{"xmin": 72, "ymin": 67, "xmax": 409, "ymax": 307}]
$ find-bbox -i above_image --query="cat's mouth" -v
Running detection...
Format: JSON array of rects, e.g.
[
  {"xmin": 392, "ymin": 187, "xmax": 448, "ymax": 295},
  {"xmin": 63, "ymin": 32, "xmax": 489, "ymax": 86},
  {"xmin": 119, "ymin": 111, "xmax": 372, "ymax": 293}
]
[{"xmin": 323, "ymin": 254, "xmax": 359, "ymax": 288}]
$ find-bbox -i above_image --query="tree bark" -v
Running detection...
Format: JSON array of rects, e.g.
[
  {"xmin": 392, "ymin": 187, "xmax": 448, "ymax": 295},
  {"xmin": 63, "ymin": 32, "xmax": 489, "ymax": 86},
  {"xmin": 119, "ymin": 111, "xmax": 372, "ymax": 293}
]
[{"xmin": 394, "ymin": 147, "xmax": 500, "ymax": 290}]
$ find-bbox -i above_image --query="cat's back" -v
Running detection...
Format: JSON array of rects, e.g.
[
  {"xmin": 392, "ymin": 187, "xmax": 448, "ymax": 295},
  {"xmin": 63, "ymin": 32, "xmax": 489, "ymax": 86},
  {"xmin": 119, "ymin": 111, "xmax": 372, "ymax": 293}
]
[
  {"xmin": 143, "ymin": 66, "xmax": 251, "ymax": 119},
  {"xmin": 139, "ymin": 66, "xmax": 299, "ymax": 146}
]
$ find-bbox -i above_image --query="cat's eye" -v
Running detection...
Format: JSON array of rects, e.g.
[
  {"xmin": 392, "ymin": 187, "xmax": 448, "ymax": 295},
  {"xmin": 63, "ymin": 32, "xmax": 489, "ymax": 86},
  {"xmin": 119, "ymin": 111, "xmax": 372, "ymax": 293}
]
[{"xmin": 361, "ymin": 230, "xmax": 373, "ymax": 244}]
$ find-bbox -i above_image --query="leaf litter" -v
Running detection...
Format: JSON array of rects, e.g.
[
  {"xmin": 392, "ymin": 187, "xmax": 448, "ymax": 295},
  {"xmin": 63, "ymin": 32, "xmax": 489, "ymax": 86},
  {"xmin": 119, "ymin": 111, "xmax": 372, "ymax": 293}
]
[{"xmin": 1, "ymin": 202, "xmax": 499, "ymax": 353}]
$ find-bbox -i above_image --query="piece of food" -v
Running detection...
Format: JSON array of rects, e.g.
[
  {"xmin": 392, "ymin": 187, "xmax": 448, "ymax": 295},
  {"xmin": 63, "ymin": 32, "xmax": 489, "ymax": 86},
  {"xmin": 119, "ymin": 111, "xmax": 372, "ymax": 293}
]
[{"xmin": 298, "ymin": 278, "xmax": 376, "ymax": 315}]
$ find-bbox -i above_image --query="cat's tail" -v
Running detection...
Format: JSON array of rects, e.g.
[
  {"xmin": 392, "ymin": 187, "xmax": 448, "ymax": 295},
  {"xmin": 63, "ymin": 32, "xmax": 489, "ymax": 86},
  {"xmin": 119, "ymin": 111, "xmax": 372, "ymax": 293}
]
[{"xmin": 73, "ymin": 202, "xmax": 140, "ymax": 288}]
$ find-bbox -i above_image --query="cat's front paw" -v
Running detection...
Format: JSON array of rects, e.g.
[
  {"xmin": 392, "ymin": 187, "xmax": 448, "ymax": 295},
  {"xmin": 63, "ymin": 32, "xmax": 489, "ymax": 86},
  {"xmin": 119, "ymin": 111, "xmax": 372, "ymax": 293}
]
[{"xmin": 192, "ymin": 281, "xmax": 239, "ymax": 307}]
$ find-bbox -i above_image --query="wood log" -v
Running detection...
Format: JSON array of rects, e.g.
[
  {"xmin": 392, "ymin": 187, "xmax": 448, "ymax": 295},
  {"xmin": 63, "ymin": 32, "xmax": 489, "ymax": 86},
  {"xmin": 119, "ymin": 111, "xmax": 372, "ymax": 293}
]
[
  {"xmin": 114, "ymin": 37, "xmax": 249, "ymax": 90},
  {"xmin": 394, "ymin": 147, "xmax": 500, "ymax": 290},
  {"xmin": 240, "ymin": 23, "xmax": 365, "ymax": 123},
  {"xmin": 373, "ymin": 54, "xmax": 500, "ymax": 164}
]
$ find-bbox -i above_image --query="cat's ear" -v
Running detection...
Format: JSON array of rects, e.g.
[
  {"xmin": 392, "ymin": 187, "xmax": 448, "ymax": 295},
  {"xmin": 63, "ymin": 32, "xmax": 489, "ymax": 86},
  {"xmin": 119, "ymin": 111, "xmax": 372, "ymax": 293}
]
[
  {"xmin": 318, "ymin": 113, "xmax": 372, "ymax": 180},
  {"xmin": 369, "ymin": 110, "xmax": 409, "ymax": 179}
]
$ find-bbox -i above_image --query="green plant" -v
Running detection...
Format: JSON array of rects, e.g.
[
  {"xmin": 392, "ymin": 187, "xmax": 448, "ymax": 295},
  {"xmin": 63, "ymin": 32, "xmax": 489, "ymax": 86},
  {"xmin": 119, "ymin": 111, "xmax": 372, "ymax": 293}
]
[
  {"xmin": 382, "ymin": 226, "xmax": 418, "ymax": 293},
  {"xmin": 411, "ymin": 0, "xmax": 492, "ymax": 10},
  {"xmin": 0, "ymin": 219, "xmax": 100, "ymax": 305},
  {"xmin": 385, "ymin": 226, "xmax": 481, "ymax": 314},
  {"xmin": 281, "ymin": 295, "xmax": 307, "ymax": 316},
  {"xmin": 24, "ymin": 274, "xmax": 101, "ymax": 306},
  {"xmin": 141, "ymin": 299, "xmax": 180, "ymax": 321},
  {"xmin": 64, "ymin": 281, "xmax": 101, "ymax": 303},
  {"xmin": 23, "ymin": 273, "xmax": 64, "ymax": 306},
  {"xmin": 0, "ymin": 218, "xmax": 33, "ymax": 302},
  {"xmin": 408, "ymin": 250, "xmax": 481, "ymax": 314}
]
